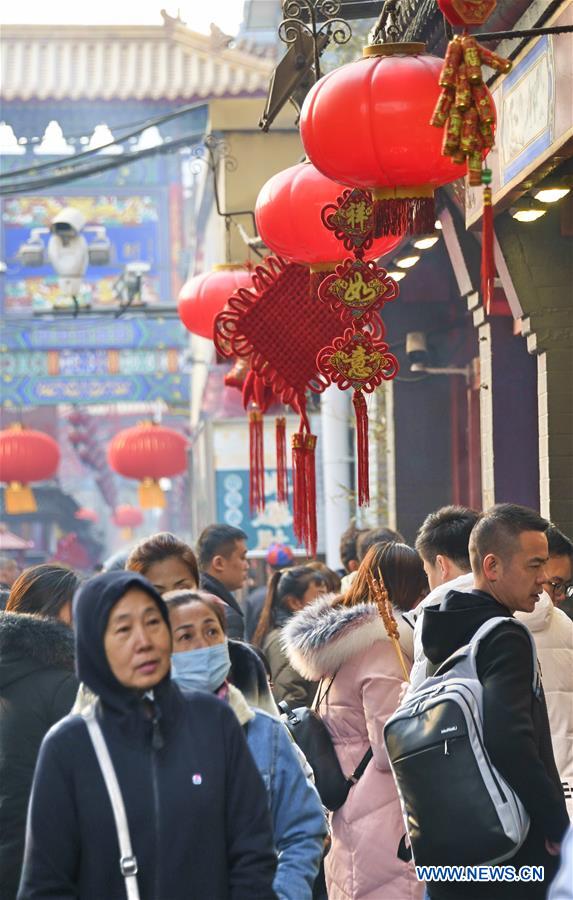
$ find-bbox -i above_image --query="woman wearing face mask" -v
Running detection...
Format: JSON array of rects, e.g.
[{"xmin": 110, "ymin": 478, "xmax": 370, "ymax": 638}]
[
  {"xmin": 0, "ymin": 564, "xmax": 80, "ymax": 900},
  {"xmin": 166, "ymin": 589, "xmax": 326, "ymax": 900},
  {"xmin": 252, "ymin": 567, "xmax": 326, "ymax": 708},
  {"xmin": 18, "ymin": 571, "xmax": 276, "ymax": 900}
]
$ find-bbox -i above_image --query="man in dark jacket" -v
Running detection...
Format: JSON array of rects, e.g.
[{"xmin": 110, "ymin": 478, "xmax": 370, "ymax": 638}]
[
  {"xmin": 198, "ymin": 524, "xmax": 249, "ymax": 639},
  {"xmin": 17, "ymin": 571, "xmax": 277, "ymax": 900},
  {"xmin": 421, "ymin": 504, "xmax": 570, "ymax": 899}
]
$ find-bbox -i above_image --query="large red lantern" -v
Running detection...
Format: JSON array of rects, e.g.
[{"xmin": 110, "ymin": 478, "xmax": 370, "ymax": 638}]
[
  {"xmin": 108, "ymin": 422, "xmax": 188, "ymax": 509},
  {"xmin": 178, "ymin": 265, "xmax": 253, "ymax": 340},
  {"xmin": 255, "ymin": 162, "xmax": 403, "ymax": 265},
  {"xmin": 300, "ymin": 44, "xmax": 469, "ymax": 235},
  {"xmin": 0, "ymin": 424, "xmax": 60, "ymax": 514}
]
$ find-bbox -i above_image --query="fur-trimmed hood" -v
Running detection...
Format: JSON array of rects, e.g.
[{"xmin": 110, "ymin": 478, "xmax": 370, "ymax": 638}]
[
  {"xmin": 281, "ymin": 594, "xmax": 414, "ymax": 681},
  {"xmin": 0, "ymin": 611, "xmax": 75, "ymax": 688}
]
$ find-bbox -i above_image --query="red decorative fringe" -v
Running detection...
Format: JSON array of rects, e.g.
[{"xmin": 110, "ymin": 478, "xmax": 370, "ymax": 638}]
[
  {"xmin": 374, "ymin": 197, "xmax": 435, "ymax": 237},
  {"xmin": 481, "ymin": 185, "xmax": 495, "ymax": 314},
  {"xmin": 292, "ymin": 426, "xmax": 317, "ymax": 557},
  {"xmin": 275, "ymin": 417, "xmax": 289, "ymax": 504},
  {"xmin": 353, "ymin": 391, "xmax": 370, "ymax": 506},
  {"xmin": 249, "ymin": 409, "xmax": 265, "ymax": 514}
]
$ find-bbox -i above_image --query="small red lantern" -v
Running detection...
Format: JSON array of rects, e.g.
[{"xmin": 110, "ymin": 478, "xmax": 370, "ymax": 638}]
[
  {"xmin": 255, "ymin": 162, "xmax": 402, "ymax": 266},
  {"xmin": 438, "ymin": 0, "xmax": 497, "ymax": 26},
  {"xmin": 178, "ymin": 265, "xmax": 253, "ymax": 340},
  {"xmin": 75, "ymin": 507, "xmax": 99, "ymax": 523},
  {"xmin": 113, "ymin": 504, "xmax": 144, "ymax": 540},
  {"xmin": 300, "ymin": 44, "xmax": 469, "ymax": 235},
  {"xmin": 108, "ymin": 422, "xmax": 188, "ymax": 509},
  {"xmin": 0, "ymin": 424, "xmax": 60, "ymax": 514}
]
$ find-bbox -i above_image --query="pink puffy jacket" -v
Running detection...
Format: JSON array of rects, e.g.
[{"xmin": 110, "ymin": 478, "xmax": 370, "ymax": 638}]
[{"xmin": 283, "ymin": 596, "xmax": 423, "ymax": 900}]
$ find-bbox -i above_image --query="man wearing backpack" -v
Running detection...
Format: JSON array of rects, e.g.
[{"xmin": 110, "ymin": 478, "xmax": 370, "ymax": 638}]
[{"xmin": 419, "ymin": 504, "xmax": 569, "ymax": 899}]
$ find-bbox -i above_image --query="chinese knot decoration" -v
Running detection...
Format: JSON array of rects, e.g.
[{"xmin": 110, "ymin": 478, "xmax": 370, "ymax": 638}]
[
  {"xmin": 317, "ymin": 188, "xmax": 399, "ymax": 506},
  {"xmin": 437, "ymin": 0, "xmax": 497, "ymax": 26}
]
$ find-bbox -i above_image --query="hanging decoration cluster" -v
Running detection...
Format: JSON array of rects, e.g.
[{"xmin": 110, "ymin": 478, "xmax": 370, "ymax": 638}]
[
  {"xmin": 316, "ymin": 188, "xmax": 399, "ymax": 505},
  {"xmin": 432, "ymin": 0, "xmax": 512, "ymax": 312}
]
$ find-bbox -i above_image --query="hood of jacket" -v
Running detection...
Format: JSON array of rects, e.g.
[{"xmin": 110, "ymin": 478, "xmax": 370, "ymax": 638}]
[
  {"xmin": 0, "ymin": 610, "xmax": 75, "ymax": 689},
  {"xmin": 515, "ymin": 591, "xmax": 554, "ymax": 633},
  {"xmin": 281, "ymin": 593, "xmax": 414, "ymax": 681},
  {"xmin": 73, "ymin": 570, "xmax": 175, "ymax": 720},
  {"xmin": 421, "ymin": 588, "xmax": 512, "ymax": 667},
  {"xmin": 228, "ymin": 639, "xmax": 279, "ymax": 717}
]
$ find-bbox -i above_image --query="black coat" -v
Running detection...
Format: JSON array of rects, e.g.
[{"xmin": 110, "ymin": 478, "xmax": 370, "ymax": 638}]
[
  {"xmin": 17, "ymin": 571, "xmax": 276, "ymax": 900},
  {"xmin": 0, "ymin": 612, "xmax": 77, "ymax": 900},
  {"xmin": 421, "ymin": 590, "xmax": 570, "ymax": 900},
  {"xmin": 200, "ymin": 571, "xmax": 245, "ymax": 640}
]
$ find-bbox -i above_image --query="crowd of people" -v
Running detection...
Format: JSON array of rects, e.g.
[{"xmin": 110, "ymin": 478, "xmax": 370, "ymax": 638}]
[{"xmin": 0, "ymin": 503, "xmax": 571, "ymax": 900}]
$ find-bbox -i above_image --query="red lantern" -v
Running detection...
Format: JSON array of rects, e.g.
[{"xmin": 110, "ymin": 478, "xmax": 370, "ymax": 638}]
[
  {"xmin": 255, "ymin": 162, "xmax": 403, "ymax": 265},
  {"xmin": 75, "ymin": 507, "xmax": 99, "ymax": 523},
  {"xmin": 113, "ymin": 505, "xmax": 144, "ymax": 528},
  {"xmin": 438, "ymin": 0, "xmax": 497, "ymax": 26},
  {"xmin": 178, "ymin": 265, "xmax": 253, "ymax": 340},
  {"xmin": 108, "ymin": 422, "xmax": 188, "ymax": 509},
  {"xmin": 0, "ymin": 424, "xmax": 60, "ymax": 514},
  {"xmin": 300, "ymin": 44, "xmax": 469, "ymax": 235}
]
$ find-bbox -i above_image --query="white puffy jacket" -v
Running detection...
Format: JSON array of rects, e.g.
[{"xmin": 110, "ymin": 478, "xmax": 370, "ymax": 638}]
[{"xmin": 517, "ymin": 593, "xmax": 573, "ymax": 819}]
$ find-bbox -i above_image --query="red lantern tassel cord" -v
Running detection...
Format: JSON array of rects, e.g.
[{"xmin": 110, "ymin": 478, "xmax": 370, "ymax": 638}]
[
  {"xmin": 373, "ymin": 190, "xmax": 436, "ymax": 237},
  {"xmin": 481, "ymin": 184, "xmax": 495, "ymax": 314},
  {"xmin": 249, "ymin": 409, "xmax": 265, "ymax": 514},
  {"xmin": 353, "ymin": 391, "xmax": 370, "ymax": 506},
  {"xmin": 292, "ymin": 425, "xmax": 318, "ymax": 557},
  {"xmin": 275, "ymin": 417, "xmax": 289, "ymax": 504}
]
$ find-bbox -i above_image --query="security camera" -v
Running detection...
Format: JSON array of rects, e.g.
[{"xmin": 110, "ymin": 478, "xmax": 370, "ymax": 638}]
[
  {"xmin": 50, "ymin": 207, "xmax": 87, "ymax": 241},
  {"xmin": 125, "ymin": 261, "xmax": 151, "ymax": 277},
  {"xmin": 405, "ymin": 331, "xmax": 429, "ymax": 366}
]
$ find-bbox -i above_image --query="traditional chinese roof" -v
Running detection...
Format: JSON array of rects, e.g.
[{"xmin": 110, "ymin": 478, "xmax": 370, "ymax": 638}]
[{"xmin": 0, "ymin": 20, "xmax": 274, "ymax": 102}]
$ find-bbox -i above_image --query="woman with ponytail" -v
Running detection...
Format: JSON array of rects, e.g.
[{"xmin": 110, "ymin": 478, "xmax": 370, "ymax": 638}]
[{"xmin": 252, "ymin": 566, "xmax": 326, "ymax": 708}]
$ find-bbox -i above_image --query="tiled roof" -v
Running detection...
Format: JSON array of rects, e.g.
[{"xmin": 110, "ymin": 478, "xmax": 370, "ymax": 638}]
[{"xmin": 1, "ymin": 22, "xmax": 274, "ymax": 101}]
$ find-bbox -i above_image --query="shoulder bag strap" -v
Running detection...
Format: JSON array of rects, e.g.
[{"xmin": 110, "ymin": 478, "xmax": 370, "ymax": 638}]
[
  {"xmin": 313, "ymin": 673, "xmax": 336, "ymax": 712},
  {"xmin": 347, "ymin": 746, "xmax": 373, "ymax": 785},
  {"xmin": 82, "ymin": 707, "xmax": 141, "ymax": 900}
]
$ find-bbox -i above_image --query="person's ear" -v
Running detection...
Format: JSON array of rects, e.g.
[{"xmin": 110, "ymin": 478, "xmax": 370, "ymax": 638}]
[
  {"xmin": 211, "ymin": 554, "xmax": 226, "ymax": 575},
  {"xmin": 482, "ymin": 553, "xmax": 499, "ymax": 582},
  {"xmin": 436, "ymin": 554, "xmax": 450, "ymax": 583}
]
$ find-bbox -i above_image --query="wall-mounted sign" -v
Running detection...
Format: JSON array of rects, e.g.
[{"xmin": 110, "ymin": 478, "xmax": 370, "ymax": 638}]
[{"xmin": 1, "ymin": 373, "xmax": 189, "ymax": 406}]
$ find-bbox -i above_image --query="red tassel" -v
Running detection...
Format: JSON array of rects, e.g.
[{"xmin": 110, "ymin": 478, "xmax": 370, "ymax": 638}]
[
  {"xmin": 353, "ymin": 391, "xmax": 370, "ymax": 506},
  {"xmin": 249, "ymin": 409, "xmax": 265, "ymax": 514},
  {"xmin": 481, "ymin": 185, "xmax": 495, "ymax": 314},
  {"xmin": 292, "ymin": 425, "xmax": 317, "ymax": 556},
  {"xmin": 275, "ymin": 416, "xmax": 288, "ymax": 504},
  {"xmin": 374, "ymin": 196, "xmax": 435, "ymax": 237}
]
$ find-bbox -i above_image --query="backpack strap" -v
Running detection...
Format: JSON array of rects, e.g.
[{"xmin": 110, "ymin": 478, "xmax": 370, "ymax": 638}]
[
  {"xmin": 468, "ymin": 616, "xmax": 541, "ymax": 697},
  {"xmin": 81, "ymin": 706, "xmax": 141, "ymax": 900}
]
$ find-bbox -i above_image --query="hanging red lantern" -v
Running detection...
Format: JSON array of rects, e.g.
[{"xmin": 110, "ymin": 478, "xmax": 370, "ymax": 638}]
[
  {"xmin": 300, "ymin": 44, "xmax": 471, "ymax": 235},
  {"xmin": 108, "ymin": 422, "xmax": 188, "ymax": 509},
  {"xmin": 74, "ymin": 507, "xmax": 99, "ymax": 523},
  {"xmin": 255, "ymin": 162, "xmax": 403, "ymax": 266},
  {"xmin": 178, "ymin": 265, "xmax": 253, "ymax": 340},
  {"xmin": 0, "ymin": 424, "xmax": 60, "ymax": 514},
  {"xmin": 113, "ymin": 505, "xmax": 144, "ymax": 528},
  {"xmin": 438, "ymin": 0, "xmax": 497, "ymax": 26}
]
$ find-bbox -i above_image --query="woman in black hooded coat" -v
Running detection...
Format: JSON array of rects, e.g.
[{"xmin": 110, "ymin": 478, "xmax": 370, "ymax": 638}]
[{"xmin": 18, "ymin": 570, "xmax": 276, "ymax": 900}]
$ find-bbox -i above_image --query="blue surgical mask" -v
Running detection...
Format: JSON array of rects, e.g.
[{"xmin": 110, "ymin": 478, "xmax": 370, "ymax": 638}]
[{"xmin": 171, "ymin": 640, "xmax": 231, "ymax": 694}]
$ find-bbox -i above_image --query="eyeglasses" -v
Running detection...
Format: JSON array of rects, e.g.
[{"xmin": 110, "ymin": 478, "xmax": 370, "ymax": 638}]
[{"xmin": 545, "ymin": 581, "xmax": 573, "ymax": 599}]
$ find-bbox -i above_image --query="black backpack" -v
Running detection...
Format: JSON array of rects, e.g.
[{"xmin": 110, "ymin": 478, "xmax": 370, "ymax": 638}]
[{"xmin": 278, "ymin": 677, "xmax": 373, "ymax": 811}]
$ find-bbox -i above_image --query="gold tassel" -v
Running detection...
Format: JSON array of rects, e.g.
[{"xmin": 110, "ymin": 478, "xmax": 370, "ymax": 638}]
[
  {"xmin": 5, "ymin": 482, "xmax": 37, "ymax": 515},
  {"xmin": 138, "ymin": 478, "xmax": 166, "ymax": 509}
]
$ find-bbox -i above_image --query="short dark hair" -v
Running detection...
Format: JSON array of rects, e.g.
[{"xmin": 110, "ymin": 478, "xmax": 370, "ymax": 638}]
[
  {"xmin": 339, "ymin": 524, "xmax": 367, "ymax": 572},
  {"xmin": 546, "ymin": 524, "xmax": 573, "ymax": 559},
  {"xmin": 415, "ymin": 505, "xmax": 480, "ymax": 570},
  {"xmin": 357, "ymin": 526, "xmax": 404, "ymax": 561},
  {"xmin": 163, "ymin": 589, "xmax": 227, "ymax": 632},
  {"xmin": 6, "ymin": 564, "xmax": 80, "ymax": 618},
  {"xmin": 197, "ymin": 524, "xmax": 248, "ymax": 570},
  {"xmin": 469, "ymin": 504, "xmax": 549, "ymax": 570},
  {"xmin": 126, "ymin": 532, "xmax": 199, "ymax": 586},
  {"xmin": 345, "ymin": 541, "xmax": 428, "ymax": 612}
]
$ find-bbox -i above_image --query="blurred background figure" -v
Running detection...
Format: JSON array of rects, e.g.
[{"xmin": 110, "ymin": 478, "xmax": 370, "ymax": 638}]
[
  {"xmin": 340, "ymin": 526, "xmax": 405, "ymax": 595},
  {"xmin": 0, "ymin": 564, "xmax": 80, "ymax": 900},
  {"xmin": 100, "ymin": 547, "xmax": 130, "ymax": 573},
  {"xmin": 253, "ymin": 566, "xmax": 327, "ymax": 707},
  {"xmin": 307, "ymin": 561, "xmax": 341, "ymax": 595},
  {"xmin": 0, "ymin": 557, "xmax": 19, "ymax": 591},
  {"xmin": 197, "ymin": 524, "xmax": 249, "ymax": 639},
  {"xmin": 245, "ymin": 543, "xmax": 294, "ymax": 642},
  {"xmin": 544, "ymin": 525, "xmax": 573, "ymax": 621},
  {"xmin": 282, "ymin": 541, "xmax": 427, "ymax": 900},
  {"xmin": 338, "ymin": 523, "xmax": 367, "ymax": 592},
  {"xmin": 166, "ymin": 588, "xmax": 326, "ymax": 900},
  {"xmin": 126, "ymin": 531, "xmax": 199, "ymax": 593}
]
